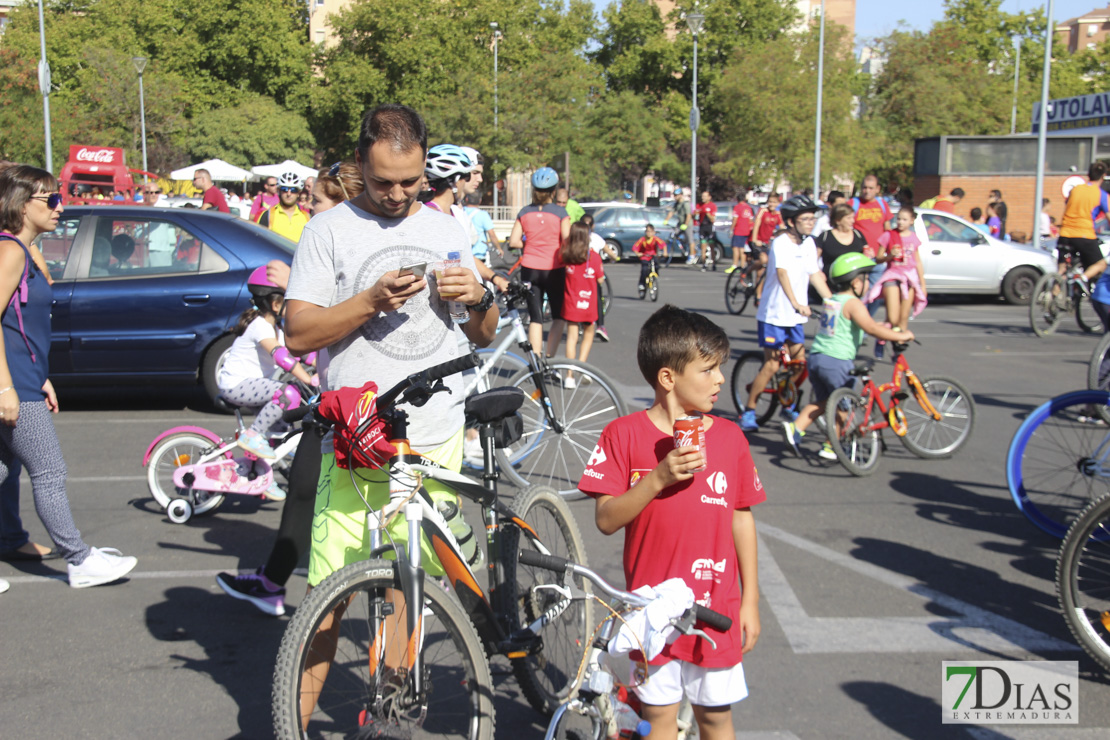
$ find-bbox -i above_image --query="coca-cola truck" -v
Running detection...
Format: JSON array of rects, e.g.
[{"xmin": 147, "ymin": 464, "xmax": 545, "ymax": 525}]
[{"xmin": 59, "ymin": 145, "xmax": 155, "ymax": 205}]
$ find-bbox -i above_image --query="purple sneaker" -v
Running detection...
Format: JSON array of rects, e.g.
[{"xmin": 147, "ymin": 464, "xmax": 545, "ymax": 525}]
[{"xmin": 216, "ymin": 568, "xmax": 285, "ymax": 616}]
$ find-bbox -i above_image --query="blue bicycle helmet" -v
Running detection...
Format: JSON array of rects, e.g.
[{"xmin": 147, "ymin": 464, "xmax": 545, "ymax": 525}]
[{"xmin": 532, "ymin": 167, "xmax": 559, "ymax": 190}]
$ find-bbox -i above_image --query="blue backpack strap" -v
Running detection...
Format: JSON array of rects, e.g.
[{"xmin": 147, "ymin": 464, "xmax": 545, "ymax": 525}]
[{"xmin": 0, "ymin": 231, "xmax": 36, "ymax": 363}]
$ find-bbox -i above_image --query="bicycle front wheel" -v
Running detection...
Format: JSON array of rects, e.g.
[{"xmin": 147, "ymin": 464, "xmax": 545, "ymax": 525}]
[
  {"xmin": 1006, "ymin": 389, "xmax": 1110, "ymax": 538},
  {"xmin": 600, "ymin": 275, "xmax": 613, "ymax": 317},
  {"xmin": 1076, "ymin": 288, "xmax": 1101, "ymax": 334},
  {"xmin": 1057, "ymin": 492, "xmax": 1110, "ymax": 672},
  {"xmin": 825, "ymin": 387, "xmax": 881, "ymax": 476},
  {"xmin": 1030, "ymin": 272, "xmax": 1066, "ymax": 337},
  {"xmin": 502, "ymin": 485, "xmax": 594, "ymax": 715},
  {"xmin": 497, "ymin": 360, "xmax": 629, "ymax": 497},
  {"xmin": 272, "ymin": 560, "xmax": 495, "ymax": 740},
  {"xmin": 1088, "ymin": 331, "xmax": 1110, "ymax": 392},
  {"xmin": 724, "ymin": 269, "xmax": 753, "ymax": 315},
  {"xmin": 648, "ymin": 277, "xmax": 659, "ymax": 302},
  {"xmin": 899, "ymin": 374, "xmax": 976, "ymax": 459},
  {"xmin": 146, "ymin": 432, "xmax": 226, "ymax": 514},
  {"xmin": 730, "ymin": 351, "xmax": 778, "ymax": 424}
]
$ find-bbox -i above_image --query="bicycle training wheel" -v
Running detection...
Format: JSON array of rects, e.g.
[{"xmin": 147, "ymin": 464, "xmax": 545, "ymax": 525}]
[
  {"xmin": 1076, "ymin": 288, "xmax": 1101, "ymax": 334},
  {"xmin": 730, "ymin": 351, "xmax": 778, "ymax": 425},
  {"xmin": 724, "ymin": 268, "xmax": 753, "ymax": 316},
  {"xmin": 824, "ymin": 387, "xmax": 882, "ymax": 476},
  {"xmin": 899, "ymin": 375, "xmax": 976, "ymax": 459},
  {"xmin": 272, "ymin": 560, "xmax": 495, "ymax": 740},
  {"xmin": 1056, "ymin": 492, "xmax": 1110, "ymax": 672},
  {"xmin": 1006, "ymin": 389, "xmax": 1110, "ymax": 538},
  {"xmin": 1030, "ymin": 272, "xmax": 1066, "ymax": 338},
  {"xmin": 502, "ymin": 485, "xmax": 594, "ymax": 715},
  {"xmin": 600, "ymin": 275, "xmax": 613, "ymax": 317},
  {"xmin": 145, "ymin": 432, "xmax": 226, "ymax": 515},
  {"xmin": 497, "ymin": 359, "xmax": 629, "ymax": 497}
]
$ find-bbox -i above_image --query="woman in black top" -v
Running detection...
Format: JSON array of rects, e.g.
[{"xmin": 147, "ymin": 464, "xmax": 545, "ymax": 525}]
[{"xmin": 816, "ymin": 202, "xmax": 867, "ymax": 279}]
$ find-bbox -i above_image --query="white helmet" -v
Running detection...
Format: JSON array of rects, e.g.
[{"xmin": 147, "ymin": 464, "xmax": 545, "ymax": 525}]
[
  {"xmin": 425, "ymin": 144, "xmax": 474, "ymax": 182},
  {"xmin": 277, "ymin": 171, "xmax": 303, "ymax": 189},
  {"xmin": 459, "ymin": 146, "xmax": 481, "ymax": 168}
]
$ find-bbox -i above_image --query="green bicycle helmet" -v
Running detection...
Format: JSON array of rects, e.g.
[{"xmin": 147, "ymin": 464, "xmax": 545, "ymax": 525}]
[{"xmin": 828, "ymin": 252, "xmax": 876, "ymax": 290}]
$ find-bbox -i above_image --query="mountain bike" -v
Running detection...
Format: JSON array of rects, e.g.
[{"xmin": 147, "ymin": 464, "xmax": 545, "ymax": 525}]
[
  {"xmin": 272, "ymin": 354, "xmax": 593, "ymax": 738},
  {"xmin": 660, "ymin": 229, "xmax": 689, "ymax": 268},
  {"xmin": 1029, "ymin": 255, "xmax": 1100, "ymax": 337},
  {"xmin": 518, "ymin": 551, "xmax": 732, "ymax": 740},
  {"xmin": 730, "ymin": 345, "xmax": 809, "ymax": 426},
  {"xmin": 1006, "ymin": 388, "xmax": 1110, "ymax": 538},
  {"xmin": 824, "ymin": 342, "xmax": 975, "ymax": 476},
  {"xmin": 1056, "ymin": 491, "xmax": 1110, "ymax": 671},
  {"xmin": 638, "ymin": 258, "xmax": 659, "ymax": 302},
  {"xmin": 1087, "ymin": 330, "xmax": 1110, "ymax": 397},
  {"xmin": 723, "ymin": 258, "xmax": 764, "ymax": 315}
]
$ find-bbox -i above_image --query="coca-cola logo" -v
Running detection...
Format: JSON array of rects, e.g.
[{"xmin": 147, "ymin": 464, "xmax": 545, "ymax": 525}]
[
  {"xmin": 75, "ymin": 148, "xmax": 116, "ymax": 163},
  {"xmin": 675, "ymin": 429, "xmax": 697, "ymax": 448}
]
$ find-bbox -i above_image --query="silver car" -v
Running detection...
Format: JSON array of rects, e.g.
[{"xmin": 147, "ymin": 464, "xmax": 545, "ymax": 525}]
[{"xmin": 914, "ymin": 209, "xmax": 1056, "ymax": 304}]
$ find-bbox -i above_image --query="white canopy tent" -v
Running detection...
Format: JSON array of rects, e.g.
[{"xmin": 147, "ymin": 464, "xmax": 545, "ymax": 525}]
[
  {"xmin": 251, "ymin": 160, "xmax": 319, "ymax": 182},
  {"xmin": 170, "ymin": 159, "xmax": 256, "ymax": 182}
]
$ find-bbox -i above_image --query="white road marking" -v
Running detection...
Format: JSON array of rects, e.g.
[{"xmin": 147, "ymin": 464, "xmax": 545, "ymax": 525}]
[{"xmin": 758, "ymin": 523, "xmax": 1077, "ymax": 655}]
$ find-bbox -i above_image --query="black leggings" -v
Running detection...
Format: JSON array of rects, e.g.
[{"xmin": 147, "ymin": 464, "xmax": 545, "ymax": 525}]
[{"xmin": 261, "ymin": 423, "xmax": 324, "ymax": 586}]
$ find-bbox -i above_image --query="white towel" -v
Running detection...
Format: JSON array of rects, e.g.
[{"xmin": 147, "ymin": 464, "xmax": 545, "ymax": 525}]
[{"xmin": 607, "ymin": 578, "xmax": 695, "ymax": 660}]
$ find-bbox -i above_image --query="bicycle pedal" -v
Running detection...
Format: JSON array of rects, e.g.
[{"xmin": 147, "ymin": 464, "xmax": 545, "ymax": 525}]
[{"xmin": 501, "ymin": 630, "xmax": 543, "ymax": 659}]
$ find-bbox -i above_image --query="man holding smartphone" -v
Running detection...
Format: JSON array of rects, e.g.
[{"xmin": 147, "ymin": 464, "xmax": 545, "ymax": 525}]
[{"xmin": 284, "ymin": 104, "xmax": 498, "ymax": 595}]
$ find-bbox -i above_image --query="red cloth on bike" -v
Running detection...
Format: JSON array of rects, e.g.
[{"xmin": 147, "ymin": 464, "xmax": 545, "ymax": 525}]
[{"xmin": 316, "ymin": 381, "xmax": 396, "ymax": 469}]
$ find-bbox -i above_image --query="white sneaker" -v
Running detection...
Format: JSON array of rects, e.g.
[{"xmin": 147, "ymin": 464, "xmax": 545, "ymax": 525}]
[
  {"xmin": 0, "ymin": 577, "xmax": 9, "ymax": 594},
  {"xmin": 563, "ymin": 376, "xmax": 577, "ymax": 389},
  {"xmin": 68, "ymin": 547, "xmax": 138, "ymax": 589}
]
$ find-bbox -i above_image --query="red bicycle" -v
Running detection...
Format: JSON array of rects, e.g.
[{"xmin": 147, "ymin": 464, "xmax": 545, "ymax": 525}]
[
  {"xmin": 823, "ymin": 342, "xmax": 975, "ymax": 476},
  {"xmin": 730, "ymin": 345, "xmax": 808, "ymax": 425}
]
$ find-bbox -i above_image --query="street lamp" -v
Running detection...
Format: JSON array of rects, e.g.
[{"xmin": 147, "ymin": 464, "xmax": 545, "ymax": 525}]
[
  {"xmin": 1032, "ymin": 1, "xmax": 1056, "ymax": 254},
  {"xmin": 132, "ymin": 56, "xmax": 149, "ymax": 183},
  {"xmin": 686, "ymin": 11, "xmax": 704, "ymax": 208},
  {"xmin": 813, "ymin": 0, "xmax": 826, "ymax": 195},
  {"xmin": 491, "ymin": 22, "xmax": 502, "ymax": 216},
  {"xmin": 1010, "ymin": 35, "xmax": 1022, "ymax": 135},
  {"xmin": 36, "ymin": 0, "xmax": 53, "ymax": 173}
]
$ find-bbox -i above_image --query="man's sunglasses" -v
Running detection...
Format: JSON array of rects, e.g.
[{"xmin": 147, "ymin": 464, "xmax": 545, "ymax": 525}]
[
  {"xmin": 265, "ymin": 181, "xmax": 278, "ymax": 188},
  {"xmin": 279, "ymin": 186, "xmax": 299, "ymax": 193},
  {"xmin": 144, "ymin": 189, "xmax": 161, "ymax": 195},
  {"xmin": 30, "ymin": 193, "xmax": 62, "ymax": 209}
]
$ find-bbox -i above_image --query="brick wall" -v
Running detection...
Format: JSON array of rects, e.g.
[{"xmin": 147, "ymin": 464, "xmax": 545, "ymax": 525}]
[{"xmin": 914, "ymin": 174, "xmax": 1074, "ymax": 240}]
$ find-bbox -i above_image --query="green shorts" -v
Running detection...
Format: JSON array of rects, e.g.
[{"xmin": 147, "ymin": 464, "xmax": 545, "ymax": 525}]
[{"xmin": 307, "ymin": 429, "xmax": 464, "ymax": 586}]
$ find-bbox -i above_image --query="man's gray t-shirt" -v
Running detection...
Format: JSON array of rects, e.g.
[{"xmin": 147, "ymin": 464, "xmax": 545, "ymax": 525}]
[{"xmin": 286, "ymin": 201, "xmax": 477, "ymax": 451}]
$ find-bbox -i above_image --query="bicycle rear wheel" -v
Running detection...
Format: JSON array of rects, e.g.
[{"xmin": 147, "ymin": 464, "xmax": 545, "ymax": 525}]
[
  {"xmin": 502, "ymin": 485, "xmax": 593, "ymax": 714},
  {"xmin": 496, "ymin": 360, "xmax": 628, "ymax": 497},
  {"xmin": 724, "ymin": 268, "xmax": 753, "ymax": 315},
  {"xmin": 1087, "ymin": 331, "xmax": 1110, "ymax": 392},
  {"xmin": 600, "ymin": 275, "xmax": 613, "ymax": 317},
  {"xmin": 1030, "ymin": 273, "xmax": 1066, "ymax": 337},
  {"xmin": 824, "ymin": 387, "xmax": 882, "ymax": 476},
  {"xmin": 1076, "ymin": 288, "xmax": 1101, "ymax": 334},
  {"xmin": 730, "ymin": 351, "xmax": 778, "ymax": 425},
  {"xmin": 1057, "ymin": 492, "xmax": 1110, "ymax": 672},
  {"xmin": 1006, "ymin": 389, "xmax": 1110, "ymax": 538},
  {"xmin": 899, "ymin": 374, "xmax": 975, "ymax": 459},
  {"xmin": 272, "ymin": 560, "xmax": 495, "ymax": 740},
  {"xmin": 146, "ymin": 432, "xmax": 226, "ymax": 515}
]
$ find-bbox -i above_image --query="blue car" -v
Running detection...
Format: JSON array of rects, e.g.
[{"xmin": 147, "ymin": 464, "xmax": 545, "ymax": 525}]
[{"xmin": 39, "ymin": 207, "xmax": 295, "ymax": 403}]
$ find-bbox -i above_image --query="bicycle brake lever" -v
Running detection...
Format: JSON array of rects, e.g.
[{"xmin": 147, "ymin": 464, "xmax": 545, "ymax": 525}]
[{"xmin": 671, "ymin": 609, "xmax": 719, "ymax": 650}]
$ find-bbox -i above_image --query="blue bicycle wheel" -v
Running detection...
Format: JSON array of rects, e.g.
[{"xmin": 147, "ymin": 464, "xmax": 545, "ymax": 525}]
[{"xmin": 1006, "ymin": 389, "xmax": 1110, "ymax": 538}]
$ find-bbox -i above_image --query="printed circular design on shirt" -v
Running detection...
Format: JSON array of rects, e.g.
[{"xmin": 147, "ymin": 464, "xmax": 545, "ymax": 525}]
[{"xmin": 353, "ymin": 244, "xmax": 451, "ymax": 362}]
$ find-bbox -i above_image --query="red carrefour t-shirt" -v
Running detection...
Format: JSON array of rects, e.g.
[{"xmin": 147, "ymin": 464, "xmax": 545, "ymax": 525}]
[
  {"xmin": 693, "ymin": 201, "xmax": 717, "ymax": 228},
  {"xmin": 732, "ymin": 202, "xmax": 755, "ymax": 237},
  {"xmin": 578, "ymin": 411, "xmax": 766, "ymax": 667},
  {"xmin": 202, "ymin": 186, "xmax": 230, "ymax": 213},
  {"xmin": 853, "ymin": 198, "xmax": 890, "ymax": 257},
  {"xmin": 562, "ymin": 251, "xmax": 604, "ymax": 322},
  {"xmin": 756, "ymin": 209, "xmax": 782, "ymax": 244}
]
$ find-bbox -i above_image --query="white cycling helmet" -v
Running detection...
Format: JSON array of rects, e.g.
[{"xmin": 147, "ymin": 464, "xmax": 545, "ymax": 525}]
[
  {"xmin": 459, "ymin": 146, "xmax": 482, "ymax": 168},
  {"xmin": 277, "ymin": 171, "xmax": 303, "ymax": 189},
  {"xmin": 425, "ymin": 144, "xmax": 474, "ymax": 182}
]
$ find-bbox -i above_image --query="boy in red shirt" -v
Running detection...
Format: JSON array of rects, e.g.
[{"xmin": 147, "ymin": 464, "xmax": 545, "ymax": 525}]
[
  {"xmin": 728, "ymin": 187, "xmax": 756, "ymax": 274},
  {"xmin": 632, "ymin": 224, "xmax": 665, "ymax": 298},
  {"xmin": 579, "ymin": 305, "xmax": 764, "ymax": 739}
]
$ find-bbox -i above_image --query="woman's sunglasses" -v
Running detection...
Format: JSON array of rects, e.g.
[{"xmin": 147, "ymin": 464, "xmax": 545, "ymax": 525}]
[{"xmin": 30, "ymin": 193, "xmax": 63, "ymax": 209}]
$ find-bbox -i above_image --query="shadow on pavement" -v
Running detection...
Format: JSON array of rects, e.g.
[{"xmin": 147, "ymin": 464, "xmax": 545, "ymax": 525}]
[
  {"xmin": 57, "ymin": 384, "xmax": 225, "ymax": 414},
  {"xmin": 841, "ymin": 681, "xmax": 945, "ymax": 739},
  {"xmin": 968, "ymin": 392, "xmax": 1041, "ymax": 421}
]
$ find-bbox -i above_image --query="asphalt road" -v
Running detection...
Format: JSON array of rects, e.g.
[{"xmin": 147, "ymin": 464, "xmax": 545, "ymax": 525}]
[{"xmin": 2, "ymin": 261, "xmax": 1110, "ymax": 739}]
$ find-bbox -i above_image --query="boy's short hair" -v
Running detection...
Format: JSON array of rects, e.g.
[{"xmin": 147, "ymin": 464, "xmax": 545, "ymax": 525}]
[
  {"xmin": 970, "ymin": 207, "xmax": 982, "ymax": 220},
  {"xmin": 637, "ymin": 305, "xmax": 729, "ymax": 387}
]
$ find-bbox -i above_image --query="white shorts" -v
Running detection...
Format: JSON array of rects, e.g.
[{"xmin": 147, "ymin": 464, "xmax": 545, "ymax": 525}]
[{"xmin": 631, "ymin": 659, "xmax": 748, "ymax": 707}]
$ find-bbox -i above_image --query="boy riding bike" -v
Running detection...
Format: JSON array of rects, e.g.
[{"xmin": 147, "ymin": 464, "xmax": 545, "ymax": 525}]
[{"xmin": 633, "ymin": 224, "xmax": 665, "ymax": 298}]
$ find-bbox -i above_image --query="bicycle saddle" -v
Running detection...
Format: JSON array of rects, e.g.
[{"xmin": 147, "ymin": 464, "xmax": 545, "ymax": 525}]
[
  {"xmin": 465, "ymin": 387, "xmax": 525, "ymax": 424},
  {"xmin": 850, "ymin": 359, "xmax": 875, "ymax": 377}
]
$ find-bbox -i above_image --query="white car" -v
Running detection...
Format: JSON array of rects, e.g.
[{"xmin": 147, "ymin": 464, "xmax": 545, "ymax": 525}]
[{"xmin": 914, "ymin": 209, "xmax": 1056, "ymax": 305}]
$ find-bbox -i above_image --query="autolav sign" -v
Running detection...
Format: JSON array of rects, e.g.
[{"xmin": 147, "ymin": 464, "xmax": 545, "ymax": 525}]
[{"xmin": 1033, "ymin": 92, "xmax": 1110, "ymax": 133}]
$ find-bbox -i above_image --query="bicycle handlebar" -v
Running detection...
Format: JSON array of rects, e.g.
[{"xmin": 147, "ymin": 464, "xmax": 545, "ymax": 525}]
[{"xmin": 518, "ymin": 550, "xmax": 733, "ymax": 632}]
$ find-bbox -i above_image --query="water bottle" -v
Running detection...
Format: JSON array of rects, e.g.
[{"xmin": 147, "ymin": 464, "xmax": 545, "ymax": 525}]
[
  {"xmin": 435, "ymin": 500, "xmax": 482, "ymax": 567},
  {"xmin": 611, "ymin": 699, "xmax": 651, "ymax": 740},
  {"xmin": 440, "ymin": 251, "xmax": 470, "ymax": 324}
]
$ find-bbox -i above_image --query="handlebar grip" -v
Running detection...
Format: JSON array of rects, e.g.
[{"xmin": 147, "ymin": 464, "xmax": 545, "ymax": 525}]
[
  {"xmin": 693, "ymin": 604, "xmax": 733, "ymax": 632},
  {"xmin": 424, "ymin": 352, "xmax": 480, "ymax": 382},
  {"xmin": 282, "ymin": 405, "xmax": 311, "ymax": 424},
  {"xmin": 519, "ymin": 549, "xmax": 570, "ymax": 573}
]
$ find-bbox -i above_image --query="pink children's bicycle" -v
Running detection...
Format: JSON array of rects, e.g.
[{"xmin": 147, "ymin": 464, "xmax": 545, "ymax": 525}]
[{"xmin": 142, "ymin": 374, "xmax": 315, "ymax": 524}]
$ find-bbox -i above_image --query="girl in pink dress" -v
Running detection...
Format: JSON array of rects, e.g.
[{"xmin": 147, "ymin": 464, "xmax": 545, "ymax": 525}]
[{"xmin": 866, "ymin": 205, "xmax": 927, "ymax": 332}]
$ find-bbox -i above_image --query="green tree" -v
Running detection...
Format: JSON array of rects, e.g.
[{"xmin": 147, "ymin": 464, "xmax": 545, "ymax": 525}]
[{"xmin": 189, "ymin": 96, "xmax": 315, "ymax": 167}]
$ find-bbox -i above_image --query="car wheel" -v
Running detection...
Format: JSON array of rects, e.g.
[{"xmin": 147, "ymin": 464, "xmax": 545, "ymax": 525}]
[
  {"xmin": 604, "ymin": 240, "xmax": 623, "ymax": 263},
  {"xmin": 1002, "ymin": 266, "xmax": 1041, "ymax": 305},
  {"xmin": 200, "ymin": 334, "xmax": 235, "ymax": 411}
]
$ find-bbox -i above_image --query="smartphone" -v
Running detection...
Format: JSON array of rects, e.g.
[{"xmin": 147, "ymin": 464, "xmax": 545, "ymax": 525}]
[{"xmin": 398, "ymin": 260, "xmax": 427, "ymax": 279}]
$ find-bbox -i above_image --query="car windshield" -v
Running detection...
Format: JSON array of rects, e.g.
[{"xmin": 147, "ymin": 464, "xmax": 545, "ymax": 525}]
[
  {"xmin": 921, "ymin": 213, "xmax": 981, "ymax": 243},
  {"xmin": 238, "ymin": 219, "xmax": 296, "ymax": 254}
]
